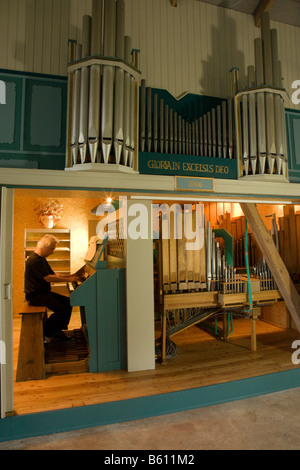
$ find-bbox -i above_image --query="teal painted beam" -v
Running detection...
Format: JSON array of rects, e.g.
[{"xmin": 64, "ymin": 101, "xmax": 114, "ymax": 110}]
[{"xmin": 1, "ymin": 368, "xmax": 300, "ymax": 443}]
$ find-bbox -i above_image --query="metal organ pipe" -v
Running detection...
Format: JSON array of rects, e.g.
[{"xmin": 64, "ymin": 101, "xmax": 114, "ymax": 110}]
[
  {"xmin": 139, "ymin": 82, "xmax": 234, "ymax": 162},
  {"xmin": 271, "ymin": 28, "xmax": 284, "ymax": 175},
  {"xmin": 222, "ymin": 101, "xmax": 227, "ymax": 159},
  {"xmin": 255, "ymin": 37, "xmax": 267, "ymax": 175},
  {"xmin": 261, "ymin": 12, "xmax": 276, "ymax": 175},
  {"xmin": 248, "ymin": 65, "xmax": 257, "ymax": 175},
  {"xmin": 147, "ymin": 87, "xmax": 152, "ymax": 152},
  {"xmin": 88, "ymin": 0, "xmax": 103, "ymax": 164},
  {"xmin": 114, "ymin": 0, "xmax": 125, "ymax": 164},
  {"xmin": 125, "ymin": 35, "xmax": 136, "ymax": 168},
  {"xmin": 242, "ymin": 93, "xmax": 249, "ymax": 175},
  {"xmin": 228, "ymin": 99, "xmax": 233, "ymax": 159},
  {"xmin": 67, "ymin": 0, "xmax": 140, "ymax": 170},
  {"xmin": 71, "ymin": 43, "xmax": 82, "ymax": 165},
  {"xmin": 79, "ymin": 15, "xmax": 91, "ymax": 164},
  {"xmin": 140, "ymin": 80, "xmax": 146, "ymax": 152},
  {"xmin": 237, "ymin": 12, "xmax": 287, "ymax": 178},
  {"xmin": 101, "ymin": 0, "xmax": 116, "ymax": 164}
]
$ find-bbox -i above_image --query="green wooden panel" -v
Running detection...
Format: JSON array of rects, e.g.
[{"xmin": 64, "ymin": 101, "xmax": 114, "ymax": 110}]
[
  {"xmin": 70, "ymin": 268, "xmax": 126, "ymax": 373},
  {"xmin": 97, "ymin": 269, "xmax": 126, "ymax": 372},
  {"xmin": 286, "ymin": 109, "xmax": 300, "ymax": 183},
  {"xmin": 70, "ymin": 274, "xmax": 98, "ymax": 373},
  {"xmin": 23, "ymin": 78, "xmax": 67, "ymax": 154},
  {"xmin": 0, "ymin": 70, "xmax": 67, "ymax": 170},
  {"xmin": 0, "ymin": 76, "xmax": 22, "ymax": 151}
]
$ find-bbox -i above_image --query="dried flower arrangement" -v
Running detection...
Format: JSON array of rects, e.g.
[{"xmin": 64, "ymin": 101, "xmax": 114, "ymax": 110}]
[{"xmin": 35, "ymin": 199, "xmax": 63, "ymax": 228}]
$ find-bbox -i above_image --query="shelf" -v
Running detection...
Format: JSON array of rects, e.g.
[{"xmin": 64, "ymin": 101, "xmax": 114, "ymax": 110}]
[
  {"xmin": 25, "ymin": 247, "xmax": 70, "ymax": 252},
  {"xmin": 25, "ymin": 228, "xmax": 71, "ymax": 278}
]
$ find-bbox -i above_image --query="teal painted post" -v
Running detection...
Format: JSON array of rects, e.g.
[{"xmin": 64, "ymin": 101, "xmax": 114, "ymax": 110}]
[{"xmin": 244, "ymin": 219, "xmax": 253, "ymax": 312}]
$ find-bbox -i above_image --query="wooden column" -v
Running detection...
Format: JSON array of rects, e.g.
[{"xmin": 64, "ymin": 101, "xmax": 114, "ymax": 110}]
[{"xmin": 240, "ymin": 203, "xmax": 300, "ymax": 332}]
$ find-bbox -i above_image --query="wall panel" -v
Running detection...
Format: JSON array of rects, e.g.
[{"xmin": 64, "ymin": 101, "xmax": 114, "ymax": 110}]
[{"xmin": 0, "ymin": 0, "xmax": 299, "ymax": 109}]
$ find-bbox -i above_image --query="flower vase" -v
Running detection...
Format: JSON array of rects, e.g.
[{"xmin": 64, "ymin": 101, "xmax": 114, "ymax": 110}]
[{"xmin": 40, "ymin": 215, "xmax": 54, "ymax": 229}]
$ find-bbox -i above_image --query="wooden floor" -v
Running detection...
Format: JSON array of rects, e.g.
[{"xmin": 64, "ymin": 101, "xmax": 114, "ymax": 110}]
[{"xmin": 13, "ymin": 311, "xmax": 300, "ymax": 416}]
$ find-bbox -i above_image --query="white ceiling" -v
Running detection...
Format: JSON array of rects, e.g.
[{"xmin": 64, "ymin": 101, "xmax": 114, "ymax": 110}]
[{"xmin": 195, "ymin": 0, "xmax": 300, "ymax": 28}]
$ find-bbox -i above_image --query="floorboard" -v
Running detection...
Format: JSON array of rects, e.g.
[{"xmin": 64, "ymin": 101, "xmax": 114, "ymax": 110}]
[{"xmin": 12, "ymin": 312, "xmax": 300, "ymax": 416}]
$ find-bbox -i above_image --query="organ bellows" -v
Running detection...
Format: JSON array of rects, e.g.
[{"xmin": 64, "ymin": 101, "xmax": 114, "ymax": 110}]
[{"xmin": 66, "ymin": 0, "xmax": 140, "ymax": 171}]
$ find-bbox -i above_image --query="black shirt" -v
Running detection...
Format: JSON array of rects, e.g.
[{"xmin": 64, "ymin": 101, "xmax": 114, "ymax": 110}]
[{"xmin": 25, "ymin": 252, "xmax": 54, "ymax": 300}]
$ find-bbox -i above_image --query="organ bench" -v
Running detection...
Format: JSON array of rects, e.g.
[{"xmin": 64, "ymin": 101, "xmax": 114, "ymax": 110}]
[{"xmin": 16, "ymin": 302, "xmax": 47, "ymax": 382}]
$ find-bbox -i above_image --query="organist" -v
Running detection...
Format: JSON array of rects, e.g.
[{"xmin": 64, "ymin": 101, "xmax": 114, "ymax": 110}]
[{"xmin": 24, "ymin": 234, "xmax": 83, "ymax": 341}]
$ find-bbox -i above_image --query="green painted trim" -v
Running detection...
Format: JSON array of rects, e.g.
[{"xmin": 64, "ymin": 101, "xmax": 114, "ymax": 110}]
[
  {"xmin": 1, "ymin": 368, "xmax": 300, "ymax": 443},
  {"xmin": 0, "ymin": 154, "xmax": 65, "ymax": 170},
  {"xmin": 213, "ymin": 229, "xmax": 234, "ymax": 267},
  {"xmin": 0, "ymin": 68, "xmax": 67, "ymax": 82}
]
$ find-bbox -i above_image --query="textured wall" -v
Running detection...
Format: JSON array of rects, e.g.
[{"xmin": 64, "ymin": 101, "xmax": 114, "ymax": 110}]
[
  {"xmin": 13, "ymin": 189, "xmax": 103, "ymax": 317},
  {"xmin": 0, "ymin": 0, "xmax": 299, "ymax": 105}
]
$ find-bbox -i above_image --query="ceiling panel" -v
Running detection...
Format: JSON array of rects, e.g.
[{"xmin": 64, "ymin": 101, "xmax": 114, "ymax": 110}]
[{"xmin": 195, "ymin": 0, "xmax": 300, "ymax": 28}]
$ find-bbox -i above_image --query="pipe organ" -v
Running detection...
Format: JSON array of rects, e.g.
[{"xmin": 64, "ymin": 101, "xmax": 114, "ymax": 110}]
[
  {"xmin": 66, "ymin": 0, "xmax": 141, "ymax": 171},
  {"xmin": 139, "ymin": 82, "xmax": 235, "ymax": 161},
  {"xmin": 156, "ymin": 205, "xmax": 281, "ymax": 361},
  {"xmin": 235, "ymin": 12, "xmax": 288, "ymax": 179}
]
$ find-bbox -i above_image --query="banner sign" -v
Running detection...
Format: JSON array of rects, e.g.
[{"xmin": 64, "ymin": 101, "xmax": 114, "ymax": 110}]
[{"xmin": 139, "ymin": 152, "xmax": 237, "ymax": 180}]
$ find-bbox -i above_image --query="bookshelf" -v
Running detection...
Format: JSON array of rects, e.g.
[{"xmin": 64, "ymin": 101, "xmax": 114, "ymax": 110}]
[{"xmin": 25, "ymin": 229, "xmax": 71, "ymax": 292}]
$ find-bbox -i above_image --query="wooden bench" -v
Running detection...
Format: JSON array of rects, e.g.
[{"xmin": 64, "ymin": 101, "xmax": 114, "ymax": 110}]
[{"xmin": 16, "ymin": 302, "xmax": 47, "ymax": 382}]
